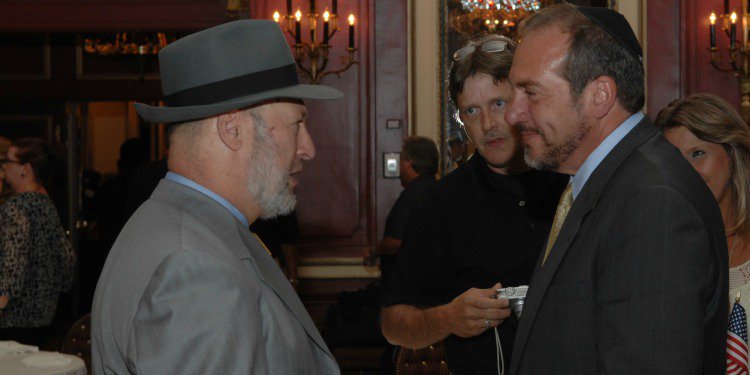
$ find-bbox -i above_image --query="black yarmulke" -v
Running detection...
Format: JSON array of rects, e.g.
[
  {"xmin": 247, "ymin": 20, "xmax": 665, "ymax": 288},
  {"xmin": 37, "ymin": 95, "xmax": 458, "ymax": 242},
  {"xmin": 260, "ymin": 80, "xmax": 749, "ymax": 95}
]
[{"xmin": 577, "ymin": 6, "xmax": 643, "ymax": 63}]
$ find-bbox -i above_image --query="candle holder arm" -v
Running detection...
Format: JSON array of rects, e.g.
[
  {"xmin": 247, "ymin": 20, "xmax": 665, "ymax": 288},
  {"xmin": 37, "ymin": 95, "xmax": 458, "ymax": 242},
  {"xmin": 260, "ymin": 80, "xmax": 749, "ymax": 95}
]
[{"xmin": 315, "ymin": 48, "xmax": 358, "ymax": 84}]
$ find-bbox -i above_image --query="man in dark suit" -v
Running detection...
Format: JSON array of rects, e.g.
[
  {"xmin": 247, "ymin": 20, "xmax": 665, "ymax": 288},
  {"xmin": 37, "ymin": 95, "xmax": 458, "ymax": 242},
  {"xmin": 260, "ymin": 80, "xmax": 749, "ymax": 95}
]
[{"xmin": 504, "ymin": 4, "xmax": 728, "ymax": 374}]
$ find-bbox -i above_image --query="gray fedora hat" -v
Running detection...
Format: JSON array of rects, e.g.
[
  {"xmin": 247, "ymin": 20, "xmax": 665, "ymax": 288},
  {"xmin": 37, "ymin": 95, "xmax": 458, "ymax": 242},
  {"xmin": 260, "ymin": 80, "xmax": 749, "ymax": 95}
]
[{"xmin": 135, "ymin": 20, "xmax": 343, "ymax": 123}]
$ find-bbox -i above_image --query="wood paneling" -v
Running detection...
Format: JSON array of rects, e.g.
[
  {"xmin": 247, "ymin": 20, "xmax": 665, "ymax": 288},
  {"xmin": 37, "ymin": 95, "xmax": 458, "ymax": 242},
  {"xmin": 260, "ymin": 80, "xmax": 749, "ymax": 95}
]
[
  {"xmin": 646, "ymin": 0, "xmax": 683, "ymax": 118},
  {"xmin": 0, "ymin": 34, "xmax": 50, "ymax": 80},
  {"xmin": 0, "ymin": 0, "xmax": 227, "ymax": 32},
  {"xmin": 0, "ymin": 34, "xmax": 163, "ymax": 101}
]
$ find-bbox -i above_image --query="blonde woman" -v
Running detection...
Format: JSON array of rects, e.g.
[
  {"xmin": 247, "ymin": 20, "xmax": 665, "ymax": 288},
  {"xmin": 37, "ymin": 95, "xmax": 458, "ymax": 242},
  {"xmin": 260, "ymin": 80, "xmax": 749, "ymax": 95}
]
[{"xmin": 656, "ymin": 93, "xmax": 750, "ymax": 309}]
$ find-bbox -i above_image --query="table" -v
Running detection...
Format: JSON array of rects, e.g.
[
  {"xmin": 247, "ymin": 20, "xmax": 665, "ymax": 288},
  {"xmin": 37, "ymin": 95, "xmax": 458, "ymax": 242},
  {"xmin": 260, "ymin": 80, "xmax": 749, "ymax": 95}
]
[{"xmin": 0, "ymin": 351, "xmax": 86, "ymax": 375}]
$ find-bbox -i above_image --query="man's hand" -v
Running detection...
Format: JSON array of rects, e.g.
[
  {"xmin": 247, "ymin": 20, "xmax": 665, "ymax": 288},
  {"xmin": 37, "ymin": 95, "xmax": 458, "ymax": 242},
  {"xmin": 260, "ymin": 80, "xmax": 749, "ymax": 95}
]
[
  {"xmin": 440, "ymin": 283, "xmax": 510, "ymax": 338},
  {"xmin": 0, "ymin": 293, "xmax": 8, "ymax": 310},
  {"xmin": 363, "ymin": 247, "xmax": 377, "ymax": 266},
  {"xmin": 381, "ymin": 283, "xmax": 511, "ymax": 349}
]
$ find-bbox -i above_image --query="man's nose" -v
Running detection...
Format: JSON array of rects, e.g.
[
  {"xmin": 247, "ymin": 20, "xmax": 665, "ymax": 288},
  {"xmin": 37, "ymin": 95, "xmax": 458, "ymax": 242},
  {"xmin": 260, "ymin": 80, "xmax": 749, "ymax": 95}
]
[
  {"xmin": 297, "ymin": 123, "xmax": 316, "ymax": 160},
  {"xmin": 505, "ymin": 97, "xmax": 528, "ymax": 128},
  {"xmin": 480, "ymin": 111, "xmax": 497, "ymax": 132}
]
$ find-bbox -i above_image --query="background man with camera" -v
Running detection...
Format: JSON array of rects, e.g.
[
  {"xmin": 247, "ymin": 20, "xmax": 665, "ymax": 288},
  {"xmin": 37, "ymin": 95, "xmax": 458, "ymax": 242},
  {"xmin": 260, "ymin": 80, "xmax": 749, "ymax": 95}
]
[{"xmin": 380, "ymin": 34, "xmax": 566, "ymax": 374}]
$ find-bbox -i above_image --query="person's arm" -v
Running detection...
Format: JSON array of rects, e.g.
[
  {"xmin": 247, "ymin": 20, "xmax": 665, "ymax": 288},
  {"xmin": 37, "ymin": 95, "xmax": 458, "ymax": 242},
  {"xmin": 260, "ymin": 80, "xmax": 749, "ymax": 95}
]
[
  {"xmin": 595, "ymin": 185, "xmax": 717, "ymax": 373},
  {"xmin": 0, "ymin": 203, "xmax": 30, "ymax": 307},
  {"xmin": 133, "ymin": 251, "xmax": 268, "ymax": 374},
  {"xmin": 381, "ymin": 283, "xmax": 509, "ymax": 349},
  {"xmin": 55, "ymin": 231, "xmax": 76, "ymax": 292},
  {"xmin": 364, "ymin": 237, "xmax": 401, "ymax": 266},
  {"xmin": 374, "ymin": 237, "xmax": 401, "ymax": 256}
]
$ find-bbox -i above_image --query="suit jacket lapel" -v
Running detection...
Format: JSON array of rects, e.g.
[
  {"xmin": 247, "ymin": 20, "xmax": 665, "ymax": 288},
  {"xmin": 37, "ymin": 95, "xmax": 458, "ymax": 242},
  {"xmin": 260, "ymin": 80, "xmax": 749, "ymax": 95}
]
[
  {"xmin": 511, "ymin": 119, "xmax": 659, "ymax": 372},
  {"xmin": 152, "ymin": 180, "xmax": 333, "ymax": 359},
  {"xmin": 235, "ymin": 222, "xmax": 334, "ymax": 359}
]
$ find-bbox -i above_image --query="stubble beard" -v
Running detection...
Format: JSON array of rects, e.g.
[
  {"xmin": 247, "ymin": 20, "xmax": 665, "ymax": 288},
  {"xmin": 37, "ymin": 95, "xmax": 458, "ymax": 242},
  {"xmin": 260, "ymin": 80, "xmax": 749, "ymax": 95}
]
[
  {"xmin": 524, "ymin": 108, "xmax": 591, "ymax": 171},
  {"xmin": 247, "ymin": 114, "xmax": 297, "ymax": 219}
]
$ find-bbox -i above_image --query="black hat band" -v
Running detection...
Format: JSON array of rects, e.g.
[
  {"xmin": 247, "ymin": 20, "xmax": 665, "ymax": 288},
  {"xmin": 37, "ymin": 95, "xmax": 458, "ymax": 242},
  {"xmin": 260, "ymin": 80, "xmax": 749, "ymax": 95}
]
[{"xmin": 164, "ymin": 64, "xmax": 300, "ymax": 107}]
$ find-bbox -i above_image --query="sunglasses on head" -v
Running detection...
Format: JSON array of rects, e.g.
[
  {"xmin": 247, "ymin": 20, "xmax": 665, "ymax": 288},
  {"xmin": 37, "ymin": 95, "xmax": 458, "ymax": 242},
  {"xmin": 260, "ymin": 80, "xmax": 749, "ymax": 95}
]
[{"xmin": 452, "ymin": 40, "xmax": 510, "ymax": 61}]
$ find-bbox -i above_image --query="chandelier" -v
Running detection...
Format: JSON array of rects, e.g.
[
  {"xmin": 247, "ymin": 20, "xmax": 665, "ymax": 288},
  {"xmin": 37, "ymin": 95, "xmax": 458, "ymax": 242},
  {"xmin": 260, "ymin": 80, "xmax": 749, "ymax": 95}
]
[{"xmin": 451, "ymin": 0, "xmax": 547, "ymax": 37}]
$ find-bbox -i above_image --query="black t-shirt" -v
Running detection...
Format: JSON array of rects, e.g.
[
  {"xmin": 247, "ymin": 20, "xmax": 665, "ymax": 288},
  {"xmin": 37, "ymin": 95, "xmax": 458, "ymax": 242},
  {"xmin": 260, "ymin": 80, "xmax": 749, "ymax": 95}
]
[
  {"xmin": 384, "ymin": 153, "xmax": 567, "ymax": 374},
  {"xmin": 380, "ymin": 174, "xmax": 437, "ymax": 284}
]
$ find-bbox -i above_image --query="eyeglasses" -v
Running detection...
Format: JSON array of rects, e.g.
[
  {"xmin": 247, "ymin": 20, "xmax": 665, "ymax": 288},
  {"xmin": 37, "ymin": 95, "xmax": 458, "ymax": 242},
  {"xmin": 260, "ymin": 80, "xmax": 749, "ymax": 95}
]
[{"xmin": 452, "ymin": 40, "xmax": 510, "ymax": 61}]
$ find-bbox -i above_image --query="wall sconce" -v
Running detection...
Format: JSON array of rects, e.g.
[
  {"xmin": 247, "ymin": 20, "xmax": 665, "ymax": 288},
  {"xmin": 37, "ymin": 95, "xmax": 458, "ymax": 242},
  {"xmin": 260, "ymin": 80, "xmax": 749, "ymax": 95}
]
[
  {"xmin": 273, "ymin": 0, "xmax": 357, "ymax": 85},
  {"xmin": 708, "ymin": 0, "xmax": 750, "ymax": 121}
]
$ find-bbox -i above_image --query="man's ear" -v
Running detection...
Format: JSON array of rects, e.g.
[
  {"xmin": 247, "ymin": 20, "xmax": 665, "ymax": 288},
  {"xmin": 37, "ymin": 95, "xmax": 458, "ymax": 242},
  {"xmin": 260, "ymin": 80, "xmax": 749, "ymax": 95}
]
[
  {"xmin": 216, "ymin": 111, "xmax": 243, "ymax": 151},
  {"xmin": 588, "ymin": 76, "xmax": 617, "ymax": 119},
  {"xmin": 21, "ymin": 163, "xmax": 33, "ymax": 177},
  {"xmin": 402, "ymin": 157, "xmax": 413, "ymax": 169}
]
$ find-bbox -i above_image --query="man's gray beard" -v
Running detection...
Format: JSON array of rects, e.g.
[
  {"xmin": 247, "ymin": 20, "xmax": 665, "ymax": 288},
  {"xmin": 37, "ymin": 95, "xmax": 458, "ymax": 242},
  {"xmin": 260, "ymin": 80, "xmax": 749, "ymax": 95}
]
[
  {"xmin": 523, "ymin": 114, "xmax": 591, "ymax": 171},
  {"xmin": 247, "ymin": 115, "xmax": 297, "ymax": 219}
]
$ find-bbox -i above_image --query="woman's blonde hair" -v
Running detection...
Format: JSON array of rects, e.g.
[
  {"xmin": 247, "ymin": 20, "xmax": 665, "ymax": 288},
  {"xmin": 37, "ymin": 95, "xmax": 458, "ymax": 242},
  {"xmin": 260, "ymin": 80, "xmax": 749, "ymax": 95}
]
[{"xmin": 655, "ymin": 93, "xmax": 750, "ymax": 235}]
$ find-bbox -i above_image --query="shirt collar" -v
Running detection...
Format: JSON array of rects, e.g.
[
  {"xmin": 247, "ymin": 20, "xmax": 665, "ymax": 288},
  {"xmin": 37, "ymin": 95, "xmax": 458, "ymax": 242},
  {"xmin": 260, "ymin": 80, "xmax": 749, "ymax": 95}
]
[
  {"xmin": 570, "ymin": 112, "xmax": 644, "ymax": 199},
  {"xmin": 165, "ymin": 171, "xmax": 249, "ymax": 227}
]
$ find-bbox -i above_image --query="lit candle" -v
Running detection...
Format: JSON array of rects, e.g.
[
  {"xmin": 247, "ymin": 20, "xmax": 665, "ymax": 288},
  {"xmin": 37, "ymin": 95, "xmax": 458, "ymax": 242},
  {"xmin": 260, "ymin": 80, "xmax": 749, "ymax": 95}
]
[
  {"xmin": 295, "ymin": 9, "xmax": 302, "ymax": 44},
  {"xmin": 731, "ymin": 11, "xmax": 738, "ymax": 49},
  {"xmin": 273, "ymin": 11, "xmax": 281, "ymax": 23},
  {"xmin": 323, "ymin": 10, "xmax": 330, "ymax": 44},
  {"xmin": 348, "ymin": 14, "xmax": 355, "ymax": 48},
  {"xmin": 310, "ymin": 0, "xmax": 316, "ymax": 13},
  {"xmin": 287, "ymin": 0, "xmax": 292, "ymax": 15},
  {"xmin": 310, "ymin": 12, "xmax": 316, "ymax": 43},
  {"xmin": 710, "ymin": 12, "xmax": 717, "ymax": 48},
  {"xmin": 332, "ymin": 0, "xmax": 338, "ymax": 14}
]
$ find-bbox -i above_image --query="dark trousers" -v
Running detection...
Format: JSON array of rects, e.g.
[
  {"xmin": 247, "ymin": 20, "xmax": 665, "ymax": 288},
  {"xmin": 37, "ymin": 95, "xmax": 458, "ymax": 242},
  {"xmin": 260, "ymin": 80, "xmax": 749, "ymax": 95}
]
[{"xmin": 0, "ymin": 325, "xmax": 51, "ymax": 347}]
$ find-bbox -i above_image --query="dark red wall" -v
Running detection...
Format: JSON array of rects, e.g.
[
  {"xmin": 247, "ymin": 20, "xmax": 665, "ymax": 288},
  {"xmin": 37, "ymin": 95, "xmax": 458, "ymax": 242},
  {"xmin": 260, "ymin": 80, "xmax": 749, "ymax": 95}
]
[{"xmin": 647, "ymin": 0, "xmax": 741, "ymax": 118}]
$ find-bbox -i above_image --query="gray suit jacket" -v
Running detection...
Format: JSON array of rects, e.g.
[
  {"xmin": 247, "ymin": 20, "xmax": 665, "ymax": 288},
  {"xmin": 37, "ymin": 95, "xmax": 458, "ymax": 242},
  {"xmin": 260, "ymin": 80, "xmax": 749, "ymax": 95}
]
[
  {"xmin": 510, "ymin": 119, "xmax": 728, "ymax": 374},
  {"xmin": 92, "ymin": 180, "xmax": 339, "ymax": 374}
]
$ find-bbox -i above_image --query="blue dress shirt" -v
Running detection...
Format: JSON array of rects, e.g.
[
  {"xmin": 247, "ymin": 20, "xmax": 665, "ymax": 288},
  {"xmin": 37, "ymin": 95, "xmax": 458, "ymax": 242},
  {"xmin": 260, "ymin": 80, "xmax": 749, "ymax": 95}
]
[
  {"xmin": 165, "ymin": 171, "xmax": 249, "ymax": 227},
  {"xmin": 570, "ymin": 112, "xmax": 645, "ymax": 199}
]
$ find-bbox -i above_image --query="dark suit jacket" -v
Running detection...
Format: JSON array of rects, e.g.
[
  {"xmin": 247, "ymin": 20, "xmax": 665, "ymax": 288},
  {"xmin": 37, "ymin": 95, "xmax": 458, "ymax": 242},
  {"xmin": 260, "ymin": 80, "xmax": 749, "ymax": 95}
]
[{"xmin": 510, "ymin": 118, "xmax": 728, "ymax": 374}]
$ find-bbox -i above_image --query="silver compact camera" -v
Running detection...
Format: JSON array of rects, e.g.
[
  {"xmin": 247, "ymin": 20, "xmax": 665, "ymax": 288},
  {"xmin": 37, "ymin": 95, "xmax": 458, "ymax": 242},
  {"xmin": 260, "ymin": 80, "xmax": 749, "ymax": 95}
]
[{"xmin": 496, "ymin": 285, "xmax": 529, "ymax": 319}]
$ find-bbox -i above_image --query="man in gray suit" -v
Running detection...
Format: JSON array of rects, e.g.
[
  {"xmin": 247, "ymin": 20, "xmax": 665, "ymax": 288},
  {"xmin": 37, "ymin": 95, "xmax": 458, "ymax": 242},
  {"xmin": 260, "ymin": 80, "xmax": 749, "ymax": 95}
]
[
  {"xmin": 91, "ymin": 20, "xmax": 342, "ymax": 374},
  {"xmin": 504, "ymin": 4, "xmax": 727, "ymax": 374}
]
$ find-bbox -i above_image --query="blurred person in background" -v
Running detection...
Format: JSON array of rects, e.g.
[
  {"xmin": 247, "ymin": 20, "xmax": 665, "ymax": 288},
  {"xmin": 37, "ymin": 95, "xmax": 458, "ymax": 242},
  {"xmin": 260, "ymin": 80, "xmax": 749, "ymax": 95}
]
[
  {"xmin": 366, "ymin": 136, "xmax": 439, "ymax": 288},
  {"xmin": 0, "ymin": 137, "xmax": 76, "ymax": 347}
]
